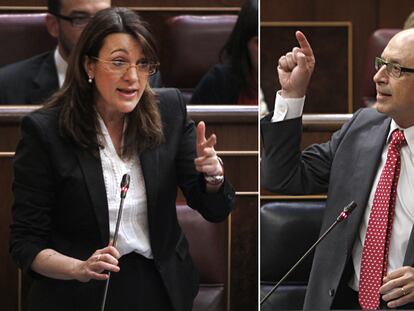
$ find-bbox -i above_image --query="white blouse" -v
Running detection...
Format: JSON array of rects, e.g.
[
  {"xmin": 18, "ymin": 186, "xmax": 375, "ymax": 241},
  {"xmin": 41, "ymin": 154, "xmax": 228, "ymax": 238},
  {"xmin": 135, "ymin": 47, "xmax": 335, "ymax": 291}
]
[{"xmin": 97, "ymin": 115, "xmax": 153, "ymax": 258}]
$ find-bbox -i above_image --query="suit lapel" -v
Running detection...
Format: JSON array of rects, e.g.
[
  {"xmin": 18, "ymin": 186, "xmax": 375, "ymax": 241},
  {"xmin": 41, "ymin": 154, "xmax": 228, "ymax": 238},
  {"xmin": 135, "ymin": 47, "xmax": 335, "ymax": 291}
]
[
  {"xmin": 140, "ymin": 148, "xmax": 159, "ymax": 232},
  {"xmin": 344, "ymin": 117, "xmax": 391, "ymax": 251},
  {"xmin": 75, "ymin": 148, "xmax": 109, "ymax": 244},
  {"xmin": 29, "ymin": 52, "xmax": 59, "ymax": 104}
]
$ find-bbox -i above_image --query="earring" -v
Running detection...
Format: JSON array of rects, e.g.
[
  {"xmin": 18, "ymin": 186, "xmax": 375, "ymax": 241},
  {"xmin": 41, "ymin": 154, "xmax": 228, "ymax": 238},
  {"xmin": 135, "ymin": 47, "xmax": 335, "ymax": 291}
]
[{"xmin": 88, "ymin": 76, "xmax": 93, "ymax": 83}]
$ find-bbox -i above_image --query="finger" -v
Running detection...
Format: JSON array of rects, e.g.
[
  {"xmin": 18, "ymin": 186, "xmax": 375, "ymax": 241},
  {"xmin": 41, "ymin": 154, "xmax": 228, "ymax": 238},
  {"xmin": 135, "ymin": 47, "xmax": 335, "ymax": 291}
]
[
  {"xmin": 296, "ymin": 52, "xmax": 307, "ymax": 69},
  {"xmin": 196, "ymin": 121, "xmax": 206, "ymax": 146},
  {"xmin": 194, "ymin": 154, "xmax": 217, "ymax": 166},
  {"xmin": 386, "ymin": 267, "xmax": 409, "ymax": 281},
  {"xmin": 387, "ymin": 291, "xmax": 414, "ymax": 309},
  {"xmin": 203, "ymin": 134, "xmax": 217, "ymax": 148},
  {"xmin": 285, "ymin": 52, "xmax": 296, "ymax": 70},
  {"xmin": 382, "ymin": 287, "xmax": 405, "ymax": 302},
  {"xmin": 99, "ymin": 246, "xmax": 121, "ymax": 259},
  {"xmin": 95, "ymin": 253, "xmax": 119, "ymax": 266},
  {"xmin": 95, "ymin": 261, "xmax": 120, "ymax": 273},
  {"xmin": 295, "ymin": 31, "xmax": 314, "ymax": 59},
  {"xmin": 380, "ymin": 277, "xmax": 405, "ymax": 294},
  {"xmin": 87, "ymin": 271, "xmax": 110, "ymax": 281},
  {"xmin": 196, "ymin": 164, "xmax": 222, "ymax": 176},
  {"xmin": 278, "ymin": 56, "xmax": 289, "ymax": 72}
]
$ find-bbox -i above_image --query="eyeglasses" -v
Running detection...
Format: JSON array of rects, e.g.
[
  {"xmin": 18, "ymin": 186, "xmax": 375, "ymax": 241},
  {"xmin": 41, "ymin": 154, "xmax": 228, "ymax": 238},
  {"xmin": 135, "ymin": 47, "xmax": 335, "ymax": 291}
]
[
  {"xmin": 49, "ymin": 11, "xmax": 93, "ymax": 28},
  {"xmin": 92, "ymin": 57, "xmax": 159, "ymax": 76},
  {"xmin": 375, "ymin": 57, "xmax": 414, "ymax": 78}
]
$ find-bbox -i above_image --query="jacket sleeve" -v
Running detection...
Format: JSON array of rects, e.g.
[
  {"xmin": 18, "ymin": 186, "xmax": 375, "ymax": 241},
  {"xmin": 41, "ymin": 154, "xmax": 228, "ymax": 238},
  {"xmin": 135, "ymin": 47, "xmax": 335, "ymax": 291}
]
[
  {"xmin": 260, "ymin": 109, "xmax": 362, "ymax": 195},
  {"xmin": 174, "ymin": 89, "xmax": 235, "ymax": 222},
  {"xmin": 9, "ymin": 113, "xmax": 55, "ymax": 275}
]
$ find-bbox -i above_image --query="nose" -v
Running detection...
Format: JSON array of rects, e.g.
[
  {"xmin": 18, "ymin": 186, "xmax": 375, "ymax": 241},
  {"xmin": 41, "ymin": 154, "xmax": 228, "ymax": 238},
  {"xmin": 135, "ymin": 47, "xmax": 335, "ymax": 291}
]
[
  {"xmin": 123, "ymin": 65, "xmax": 140, "ymax": 83},
  {"xmin": 373, "ymin": 64, "xmax": 388, "ymax": 84}
]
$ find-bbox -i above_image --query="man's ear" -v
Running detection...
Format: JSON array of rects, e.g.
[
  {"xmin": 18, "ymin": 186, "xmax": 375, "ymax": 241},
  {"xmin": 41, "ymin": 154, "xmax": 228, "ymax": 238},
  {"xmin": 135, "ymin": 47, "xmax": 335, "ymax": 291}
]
[{"xmin": 45, "ymin": 14, "xmax": 59, "ymax": 39}]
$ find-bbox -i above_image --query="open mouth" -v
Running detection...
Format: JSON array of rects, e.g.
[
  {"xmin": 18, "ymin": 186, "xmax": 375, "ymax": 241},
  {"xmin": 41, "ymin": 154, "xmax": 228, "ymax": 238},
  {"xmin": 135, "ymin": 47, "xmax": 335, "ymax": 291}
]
[{"xmin": 117, "ymin": 88, "xmax": 137, "ymax": 96}]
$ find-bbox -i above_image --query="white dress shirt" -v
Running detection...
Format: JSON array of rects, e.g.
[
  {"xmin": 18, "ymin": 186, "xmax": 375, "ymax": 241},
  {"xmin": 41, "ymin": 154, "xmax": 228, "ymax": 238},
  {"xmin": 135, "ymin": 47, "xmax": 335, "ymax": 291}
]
[
  {"xmin": 271, "ymin": 92, "xmax": 414, "ymax": 290},
  {"xmin": 97, "ymin": 115, "xmax": 153, "ymax": 258},
  {"xmin": 53, "ymin": 48, "xmax": 68, "ymax": 88}
]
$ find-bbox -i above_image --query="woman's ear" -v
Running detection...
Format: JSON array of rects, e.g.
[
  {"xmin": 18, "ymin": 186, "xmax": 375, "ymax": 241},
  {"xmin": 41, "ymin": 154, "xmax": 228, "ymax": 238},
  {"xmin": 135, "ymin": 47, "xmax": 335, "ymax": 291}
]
[{"xmin": 83, "ymin": 56, "xmax": 96, "ymax": 81}]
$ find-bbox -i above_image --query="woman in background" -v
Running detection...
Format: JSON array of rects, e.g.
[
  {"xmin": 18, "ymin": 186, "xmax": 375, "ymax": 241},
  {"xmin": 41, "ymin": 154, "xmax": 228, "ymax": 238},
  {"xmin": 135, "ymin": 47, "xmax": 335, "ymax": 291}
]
[{"xmin": 191, "ymin": 0, "xmax": 258, "ymax": 105}]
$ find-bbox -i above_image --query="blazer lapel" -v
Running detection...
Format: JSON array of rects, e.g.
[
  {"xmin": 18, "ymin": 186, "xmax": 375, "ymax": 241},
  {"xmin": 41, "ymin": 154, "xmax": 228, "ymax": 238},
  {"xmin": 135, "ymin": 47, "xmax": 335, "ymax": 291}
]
[
  {"xmin": 75, "ymin": 148, "xmax": 109, "ymax": 244},
  {"xmin": 140, "ymin": 148, "xmax": 159, "ymax": 231},
  {"xmin": 344, "ymin": 117, "xmax": 391, "ymax": 251}
]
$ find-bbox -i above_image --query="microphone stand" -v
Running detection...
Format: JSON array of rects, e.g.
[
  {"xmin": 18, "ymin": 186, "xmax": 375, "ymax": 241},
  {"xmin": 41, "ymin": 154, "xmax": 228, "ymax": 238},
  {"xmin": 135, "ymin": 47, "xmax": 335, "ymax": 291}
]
[
  {"xmin": 260, "ymin": 201, "xmax": 357, "ymax": 306},
  {"xmin": 100, "ymin": 174, "xmax": 130, "ymax": 311}
]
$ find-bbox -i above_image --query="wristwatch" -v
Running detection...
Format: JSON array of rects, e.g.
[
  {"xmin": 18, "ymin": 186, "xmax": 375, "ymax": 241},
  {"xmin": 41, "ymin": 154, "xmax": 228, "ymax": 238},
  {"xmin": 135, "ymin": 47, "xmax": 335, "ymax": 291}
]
[{"xmin": 204, "ymin": 156, "xmax": 224, "ymax": 185}]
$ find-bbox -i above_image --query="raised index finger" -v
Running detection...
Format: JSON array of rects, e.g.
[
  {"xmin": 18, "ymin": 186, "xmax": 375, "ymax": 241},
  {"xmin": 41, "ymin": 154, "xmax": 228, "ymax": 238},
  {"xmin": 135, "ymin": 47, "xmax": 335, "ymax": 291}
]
[
  {"xmin": 196, "ymin": 121, "xmax": 207, "ymax": 155},
  {"xmin": 295, "ymin": 31, "xmax": 314, "ymax": 59}
]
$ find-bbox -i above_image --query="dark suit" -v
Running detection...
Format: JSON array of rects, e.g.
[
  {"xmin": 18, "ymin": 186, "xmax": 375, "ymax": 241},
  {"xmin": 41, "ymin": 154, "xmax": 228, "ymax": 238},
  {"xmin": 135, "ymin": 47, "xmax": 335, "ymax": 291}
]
[
  {"xmin": 0, "ymin": 51, "xmax": 163, "ymax": 105},
  {"xmin": 10, "ymin": 88, "xmax": 235, "ymax": 311},
  {"xmin": 261, "ymin": 108, "xmax": 414, "ymax": 310}
]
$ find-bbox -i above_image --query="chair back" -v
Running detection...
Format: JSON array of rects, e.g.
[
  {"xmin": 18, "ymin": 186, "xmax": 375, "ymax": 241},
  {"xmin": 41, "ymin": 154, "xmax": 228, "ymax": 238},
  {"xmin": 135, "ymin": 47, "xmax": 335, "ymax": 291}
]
[{"xmin": 0, "ymin": 13, "xmax": 56, "ymax": 68}]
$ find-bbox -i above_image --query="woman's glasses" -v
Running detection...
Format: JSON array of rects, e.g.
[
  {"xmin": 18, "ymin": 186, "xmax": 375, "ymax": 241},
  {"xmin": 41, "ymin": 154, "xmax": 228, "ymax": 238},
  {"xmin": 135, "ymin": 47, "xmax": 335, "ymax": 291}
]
[{"xmin": 92, "ymin": 57, "xmax": 159, "ymax": 76}]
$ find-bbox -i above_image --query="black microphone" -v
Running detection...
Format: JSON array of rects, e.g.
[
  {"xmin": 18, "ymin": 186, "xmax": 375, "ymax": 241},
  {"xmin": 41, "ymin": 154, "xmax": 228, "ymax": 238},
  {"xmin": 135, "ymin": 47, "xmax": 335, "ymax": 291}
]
[
  {"xmin": 260, "ymin": 201, "xmax": 357, "ymax": 306},
  {"xmin": 100, "ymin": 174, "xmax": 131, "ymax": 311}
]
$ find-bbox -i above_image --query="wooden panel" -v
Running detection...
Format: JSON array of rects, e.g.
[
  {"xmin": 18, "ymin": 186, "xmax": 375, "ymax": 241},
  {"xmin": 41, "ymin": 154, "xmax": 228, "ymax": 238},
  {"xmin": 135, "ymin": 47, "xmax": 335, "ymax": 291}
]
[
  {"xmin": 378, "ymin": 0, "xmax": 414, "ymax": 28},
  {"xmin": 0, "ymin": 155, "xmax": 18, "ymax": 311},
  {"xmin": 230, "ymin": 194, "xmax": 258, "ymax": 311},
  {"xmin": 261, "ymin": 23, "xmax": 351, "ymax": 113},
  {"xmin": 0, "ymin": 1, "xmax": 243, "ymax": 8}
]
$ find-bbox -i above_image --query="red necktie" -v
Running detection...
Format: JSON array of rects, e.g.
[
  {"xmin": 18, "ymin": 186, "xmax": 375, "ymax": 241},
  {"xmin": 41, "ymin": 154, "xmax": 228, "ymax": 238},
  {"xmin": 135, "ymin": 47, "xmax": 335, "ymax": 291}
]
[{"xmin": 359, "ymin": 129, "xmax": 406, "ymax": 310}]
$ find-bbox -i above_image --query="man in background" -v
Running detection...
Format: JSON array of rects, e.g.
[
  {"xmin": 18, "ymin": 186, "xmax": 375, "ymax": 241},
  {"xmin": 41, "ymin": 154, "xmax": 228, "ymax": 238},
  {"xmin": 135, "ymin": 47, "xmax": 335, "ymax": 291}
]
[
  {"xmin": 0, "ymin": 0, "xmax": 162, "ymax": 105},
  {"xmin": 0, "ymin": 0, "xmax": 111, "ymax": 105}
]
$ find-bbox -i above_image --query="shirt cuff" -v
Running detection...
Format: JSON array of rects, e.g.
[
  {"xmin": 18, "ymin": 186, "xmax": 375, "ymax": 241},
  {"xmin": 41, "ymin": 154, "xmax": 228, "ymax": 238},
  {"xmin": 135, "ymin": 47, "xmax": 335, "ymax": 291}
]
[{"xmin": 271, "ymin": 90, "xmax": 305, "ymax": 122}]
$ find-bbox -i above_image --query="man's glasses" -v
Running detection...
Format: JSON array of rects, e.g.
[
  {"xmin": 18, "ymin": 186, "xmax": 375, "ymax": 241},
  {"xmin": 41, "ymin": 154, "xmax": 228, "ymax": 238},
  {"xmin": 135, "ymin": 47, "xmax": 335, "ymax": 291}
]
[
  {"xmin": 92, "ymin": 57, "xmax": 159, "ymax": 76},
  {"xmin": 375, "ymin": 57, "xmax": 414, "ymax": 79},
  {"xmin": 49, "ymin": 11, "xmax": 93, "ymax": 28}
]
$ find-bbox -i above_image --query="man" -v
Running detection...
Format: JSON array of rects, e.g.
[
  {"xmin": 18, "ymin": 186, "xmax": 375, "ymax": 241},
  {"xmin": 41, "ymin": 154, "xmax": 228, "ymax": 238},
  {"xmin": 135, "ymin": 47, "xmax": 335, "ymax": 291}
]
[
  {"xmin": 0, "ymin": 0, "xmax": 110, "ymax": 105},
  {"xmin": 0, "ymin": 1, "xmax": 161, "ymax": 105},
  {"xmin": 261, "ymin": 29, "xmax": 414, "ymax": 309}
]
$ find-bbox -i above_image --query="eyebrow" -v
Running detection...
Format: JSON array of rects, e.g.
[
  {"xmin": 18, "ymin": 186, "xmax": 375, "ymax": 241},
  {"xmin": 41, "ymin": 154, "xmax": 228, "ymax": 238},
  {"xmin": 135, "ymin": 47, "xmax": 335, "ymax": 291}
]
[
  {"xmin": 110, "ymin": 49, "xmax": 129, "ymax": 55},
  {"xmin": 67, "ymin": 10, "xmax": 91, "ymax": 17},
  {"xmin": 381, "ymin": 55, "xmax": 403, "ymax": 65}
]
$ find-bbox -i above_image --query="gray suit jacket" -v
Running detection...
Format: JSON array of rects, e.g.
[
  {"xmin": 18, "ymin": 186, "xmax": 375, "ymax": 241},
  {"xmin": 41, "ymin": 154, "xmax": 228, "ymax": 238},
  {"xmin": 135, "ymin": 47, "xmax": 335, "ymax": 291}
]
[{"xmin": 261, "ymin": 108, "xmax": 414, "ymax": 310}]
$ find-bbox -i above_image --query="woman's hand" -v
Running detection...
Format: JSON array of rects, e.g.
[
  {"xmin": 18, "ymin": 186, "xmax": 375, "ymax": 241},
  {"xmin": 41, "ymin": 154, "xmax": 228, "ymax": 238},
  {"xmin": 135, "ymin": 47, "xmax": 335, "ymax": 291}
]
[
  {"xmin": 194, "ymin": 121, "xmax": 224, "ymax": 192},
  {"xmin": 74, "ymin": 246, "xmax": 121, "ymax": 282}
]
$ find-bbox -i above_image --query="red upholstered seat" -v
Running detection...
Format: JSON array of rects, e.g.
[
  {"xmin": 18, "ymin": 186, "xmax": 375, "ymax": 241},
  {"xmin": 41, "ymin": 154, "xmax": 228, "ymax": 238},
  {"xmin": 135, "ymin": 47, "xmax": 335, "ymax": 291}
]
[
  {"xmin": 161, "ymin": 15, "xmax": 237, "ymax": 103},
  {"xmin": 176, "ymin": 204, "xmax": 228, "ymax": 311},
  {"xmin": 0, "ymin": 13, "xmax": 56, "ymax": 68},
  {"xmin": 360, "ymin": 28, "xmax": 400, "ymax": 107}
]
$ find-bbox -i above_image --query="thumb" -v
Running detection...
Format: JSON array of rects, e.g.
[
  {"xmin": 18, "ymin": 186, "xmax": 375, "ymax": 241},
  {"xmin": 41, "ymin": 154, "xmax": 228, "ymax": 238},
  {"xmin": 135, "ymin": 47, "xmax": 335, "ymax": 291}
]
[{"xmin": 296, "ymin": 51, "xmax": 307, "ymax": 70}]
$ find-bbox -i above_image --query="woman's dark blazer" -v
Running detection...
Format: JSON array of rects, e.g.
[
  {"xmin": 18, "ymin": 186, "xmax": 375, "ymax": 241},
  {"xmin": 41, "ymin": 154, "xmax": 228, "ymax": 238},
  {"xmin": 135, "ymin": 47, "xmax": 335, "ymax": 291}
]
[{"xmin": 9, "ymin": 87, "xmax": 235, "ymax": 311}]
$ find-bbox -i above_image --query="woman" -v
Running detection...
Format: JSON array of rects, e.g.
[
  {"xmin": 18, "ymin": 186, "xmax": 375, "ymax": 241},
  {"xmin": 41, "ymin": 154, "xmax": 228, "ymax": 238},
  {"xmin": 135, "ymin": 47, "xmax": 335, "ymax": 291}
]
[
  {"xmin": 10, "ymin": 7, "xmax": 234, "ymax": 311},
  {"xmin": 190, "ymin": 0, "xmax": 258, "ymax": 106}
]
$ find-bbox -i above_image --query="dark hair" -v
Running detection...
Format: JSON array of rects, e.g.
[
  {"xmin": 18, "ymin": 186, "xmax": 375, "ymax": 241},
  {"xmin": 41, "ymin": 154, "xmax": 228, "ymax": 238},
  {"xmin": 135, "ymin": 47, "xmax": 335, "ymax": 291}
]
[
  {"xmin": 220, "ymin": 0, "xmax": 258, "ymax": 90},
  {"xmin": 44, "ymin": 7, "xmax": 163, "ymax": 158},
  {"xmin": 48, "ymin": 0, "xmax": 61, "ymax": 14}
]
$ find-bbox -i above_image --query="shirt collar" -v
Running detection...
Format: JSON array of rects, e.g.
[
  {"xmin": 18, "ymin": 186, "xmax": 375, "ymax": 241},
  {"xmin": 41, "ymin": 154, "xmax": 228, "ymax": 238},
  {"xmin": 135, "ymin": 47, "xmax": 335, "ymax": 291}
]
[
  {"xmin": 389, "ymin": 119, "xmax": 414, "ymax": 156},
  {"xmin": 54, "ymin": 48, "xmax": 68, "ymax": 88}
]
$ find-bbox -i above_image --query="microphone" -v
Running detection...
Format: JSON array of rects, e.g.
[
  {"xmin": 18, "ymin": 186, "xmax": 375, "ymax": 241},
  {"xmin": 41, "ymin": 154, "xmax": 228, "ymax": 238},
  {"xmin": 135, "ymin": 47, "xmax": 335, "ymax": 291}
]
[
  {"xmin": 100, "ymin": 174, "xmax": 131, "ymax": 311},
  {"xmin": 260, "ymin": 201, "xmax": 357, "ymax": 306}
]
